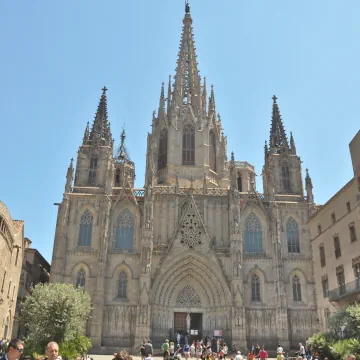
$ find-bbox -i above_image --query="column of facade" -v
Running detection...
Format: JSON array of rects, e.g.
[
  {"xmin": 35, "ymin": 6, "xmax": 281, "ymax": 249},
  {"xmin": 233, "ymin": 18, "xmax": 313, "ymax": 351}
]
[
  {"xmin": 272, "ymin": 204, "xmax": 290, "ymax": 348},
  {"xmin": 133, "ymin": 190, "xmax": 154, "ymax": 351},
  {"xmin": 91, "ymin": 196, "xmax": 111, "ymax": 349},
  {"xmin": 50, "ymin": 193, "xmax": 71, "ymax": 283}
]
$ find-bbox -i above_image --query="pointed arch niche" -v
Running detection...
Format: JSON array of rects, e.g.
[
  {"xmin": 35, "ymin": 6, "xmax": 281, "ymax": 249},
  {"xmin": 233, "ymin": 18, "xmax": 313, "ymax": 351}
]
[
  {"xmin": 287, "ymin": 217, "xmax": 300, "ymax": 254},
  {"xmin": 243, "ymin": 213, "xmax": 264, "ymax": 255},
  {"xmin": 247, "ymin": 268, "xmax": 266, "ymax": 305},
  {"xmin": 111, "ymin": 263, "xmax": 133, "ymax": 301},
  {"xmin": 71, "ymin": 262, "xmax": 91, "ymax": 290},
  {"xmin": 288, "ymin": 269, "xmax": 307, "ymax": 305},
  {"xmin": 209, "ymin": 130, "xmax": 216, "ymax": 172},
  {"xmin": 182, "ymin": 124, "xmax": 195, "ymax": 165},
  {"xmin": 158, "ymin": 128, "xmax": 168, "ymax": 170}
]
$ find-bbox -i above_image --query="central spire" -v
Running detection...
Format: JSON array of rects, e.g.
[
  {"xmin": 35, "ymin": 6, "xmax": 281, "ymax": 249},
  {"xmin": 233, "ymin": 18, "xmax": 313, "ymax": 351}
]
[
  {"xmin": 269, "ymin": 95, "xmax": 289, "ymax": 153},
  {"xmin": 173, "ymin": 1, "xmax": 201, "ymax": 109}
]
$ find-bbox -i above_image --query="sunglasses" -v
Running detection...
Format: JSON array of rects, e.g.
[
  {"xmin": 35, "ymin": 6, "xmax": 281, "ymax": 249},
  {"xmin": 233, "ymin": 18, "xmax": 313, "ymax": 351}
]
[{"xmin": 16, "ymin": 348, "xmax": 24, "ymax": 353}]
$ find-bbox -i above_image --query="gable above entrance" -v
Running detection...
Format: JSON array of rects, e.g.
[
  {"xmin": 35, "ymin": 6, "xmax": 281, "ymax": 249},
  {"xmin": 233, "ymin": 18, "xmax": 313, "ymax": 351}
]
[{"xmin": 176, "ymin": 284, "xmax": 202, "ymax": 308}]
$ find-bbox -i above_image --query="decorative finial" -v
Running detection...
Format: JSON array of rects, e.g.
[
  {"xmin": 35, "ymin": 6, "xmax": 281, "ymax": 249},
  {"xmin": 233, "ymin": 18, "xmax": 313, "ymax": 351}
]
[
  {"xmin": 272, "ymin": 95, "xmax": 277, "ymax": 103},
  {"xmin": 102, "ymin": 86, "xmax": 108, "ymax": 94},
  {"xmin": 185, "ymin": 0, "xmax": 190, "ymax": 14},
  {"xmin": 231, "ymin": 151, "xmax": 235, "ymax": 161}
]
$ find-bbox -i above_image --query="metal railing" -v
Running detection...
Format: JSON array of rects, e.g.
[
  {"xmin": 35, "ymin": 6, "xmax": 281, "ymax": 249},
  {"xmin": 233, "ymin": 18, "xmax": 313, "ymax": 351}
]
[{"xmin": 328, "ymin": 278, "xmax": 360, "ymax": 300}]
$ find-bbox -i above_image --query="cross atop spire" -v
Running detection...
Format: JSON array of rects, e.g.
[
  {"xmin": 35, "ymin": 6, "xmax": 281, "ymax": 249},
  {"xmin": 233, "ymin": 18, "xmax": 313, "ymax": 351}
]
[
  {"xmin": 185, "ymin": 0, "xmax": 190, "ymax": 14},
  {"xmin": 269, "ymin": 95, "xmax": 289, "ymax": 153},
  {"xmin": 172, "ymin": 2, "xmax": 201, "ymax": 110},
  {"xmin": 88, "ymin": 87, "xmax": 112, "ymax": 146}
]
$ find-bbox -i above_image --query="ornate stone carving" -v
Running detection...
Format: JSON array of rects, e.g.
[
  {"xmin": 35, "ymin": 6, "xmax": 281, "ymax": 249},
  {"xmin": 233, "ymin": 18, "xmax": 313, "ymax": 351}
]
[
  {"xmin": 175, "ymin": 284, "xmax": 201, "ymax": 308},
  {"xmin": 180, "ymin": 202, "xmax": 202, "ymax": 248}
]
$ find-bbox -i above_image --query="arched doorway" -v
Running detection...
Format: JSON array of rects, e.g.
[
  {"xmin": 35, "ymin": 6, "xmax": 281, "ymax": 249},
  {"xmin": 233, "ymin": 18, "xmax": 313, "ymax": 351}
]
[{"xmin": 151, "ymin": 251, "xmax": 232, "ymax": 346}]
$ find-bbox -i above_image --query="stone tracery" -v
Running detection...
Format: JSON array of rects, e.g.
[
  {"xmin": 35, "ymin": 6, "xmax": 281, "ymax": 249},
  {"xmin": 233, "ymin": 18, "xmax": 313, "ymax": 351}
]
[
  {"xmin": 175, "ymin": 284, "xmax": 201, "ymax": 308},
  {"xmin": 180, "ymin": 202, "xmax": 202, "ymax": 248}
]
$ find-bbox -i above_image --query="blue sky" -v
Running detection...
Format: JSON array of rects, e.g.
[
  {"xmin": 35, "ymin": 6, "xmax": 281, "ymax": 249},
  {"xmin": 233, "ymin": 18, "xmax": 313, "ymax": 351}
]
[{"xmin": 1, "ymin": 0, "xmax": 359, "ymax": 263}]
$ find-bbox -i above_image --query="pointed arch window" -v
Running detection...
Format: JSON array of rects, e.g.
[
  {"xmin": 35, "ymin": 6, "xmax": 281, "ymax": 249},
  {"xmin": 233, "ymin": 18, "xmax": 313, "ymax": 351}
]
[
  {"xmin": 292, "ymin": 275, "xmax": 302, "ymax": 302},
  {"xmin": 244, "ymin": 213, "xmax": 263, "ymax": 254},
  {"xmin": 282, "ymin": 164, "xmax": 291, "ymax": 192},
  {"xmin": 75, "ymin": 268, "xmax": 86, "ymax": 288},
  {"xmin": 287, "ymin": 217, "xmax": 300, "ymax": 253},
  {"xmin": 115, "ymin": 209, "xmax": 134, "ymax": 249},
  {"xmin": 158, "ymin": 129, "xmax": 168, "ymax": 170},
  {"xmin": 251, "ymin": 274, "xmax": 261, "ymax": 302},
  {"xmin": 78, "ymin": 210, "xmax": 93, "ymax": 246},
  {"xmin": 209, "ymin": 130, "xmax": 216, "ymax": 172},
  {"xmin": 88, "ymin": 156, "xmax": 98, "ymax": 186},
  {"xmin": 182, "ymin": 124, "xmax": 195, "ymax": 165},
  {"xmin": 118, "ymin": 270, "xmax": 128, "ymax": 298}
]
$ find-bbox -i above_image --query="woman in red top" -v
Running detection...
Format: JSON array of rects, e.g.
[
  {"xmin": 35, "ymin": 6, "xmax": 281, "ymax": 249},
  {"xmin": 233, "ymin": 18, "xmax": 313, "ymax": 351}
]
[
  {"xmin": 259, "ymin": 346, "xmax": 268, "ymax": 360},
  {"xmin": 248, "ymin": 351, "xmax": 255, "ymax": 360}
]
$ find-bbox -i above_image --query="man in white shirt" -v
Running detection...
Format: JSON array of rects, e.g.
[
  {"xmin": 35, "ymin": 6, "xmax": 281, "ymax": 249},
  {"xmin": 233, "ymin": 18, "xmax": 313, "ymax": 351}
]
[
  {"xmin": 235, "ymin": 351, "xmax": 243, "ymax": 360},
  {"xmin": 299, "ymin": 343, "xmax": 305, "ymax": 358}
]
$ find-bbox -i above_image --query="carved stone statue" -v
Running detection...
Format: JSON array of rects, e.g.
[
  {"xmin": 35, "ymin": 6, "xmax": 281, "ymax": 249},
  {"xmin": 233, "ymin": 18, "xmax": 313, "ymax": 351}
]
[
  {"xmin": 146, "ymin": 263, "xmax": 151, "ymax": 274},
  {"xmin": 186, "ymin": 312, "xmax": 191, "ymax": 331}
]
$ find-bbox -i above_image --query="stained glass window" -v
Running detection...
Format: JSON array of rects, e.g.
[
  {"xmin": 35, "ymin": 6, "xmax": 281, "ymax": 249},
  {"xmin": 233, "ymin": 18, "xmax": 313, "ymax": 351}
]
[
  {"xmin": 118, "ymin": 270, "xmax": 128, "ymax": 298},
  {"xmin": 76, "ymin": 268, "xmax": 86, "ymax": 288},
  {"xmin": 158, "ymin": 129, "xmax": 168, "ymax": 170},
  {"xmin": 209, "ymin": 130, "xmax": 216, "ymax": 172},
  {"xmin": 78, "ymin": 210, "xmax": 93, "ymax": 246},
  {"xmin": 244, "ymin": 213, "xmax": 263, "ymax": 254},
  {"xmin": 292, "ymin": 275, "xmax": 302, "ymax": 302},
  {"xmin": 251, "ymin": 274, "xmax": 261, "ymax": 302},
  {"xmin": 182, "ymin": 124, "xmax": 195, "ymax": 165},
  {"xmin": 287, "ymin": 217, "xmax": 300, "ymax": 253},
  {"xmin": 115, "ymin": 209, "xmax": 134, "ymax": 249}
]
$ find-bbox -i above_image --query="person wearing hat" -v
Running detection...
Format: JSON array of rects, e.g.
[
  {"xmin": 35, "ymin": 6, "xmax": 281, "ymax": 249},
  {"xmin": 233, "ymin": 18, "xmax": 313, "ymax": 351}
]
[
  {"xmin": 161, "ymin": 339, "xmax": 170, "ymax": 360},
  {"xmin": 235, "ymin": 351, "xmax": 243, "ymax": 360}
]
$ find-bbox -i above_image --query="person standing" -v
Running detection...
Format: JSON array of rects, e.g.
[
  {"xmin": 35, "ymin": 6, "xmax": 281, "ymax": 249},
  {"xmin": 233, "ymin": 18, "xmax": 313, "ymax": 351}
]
[
  {"xmin": 161, "ymin": 339, "xmax": 170, "ymax": 360},
  {"xmin": 0, "ymin": 339, "xmax": 24, "ymax": 360},
  {"xmin": 43, "ymin": 342, "xmax": 60, "ymax": 360},
  {"xmin": 259, "ymin": 346, "xmax": 268, "ymax": 360},
  {"xmin": 235, "ymin": 351, "xmax": 243, "ymax": 360},
  {"xmin": 145, "ymin": 340, "xmax": 153, "ymax": 357},
  {"xmin": 299, "ymin": 344, "xmax": 305, "ymax": 359}
]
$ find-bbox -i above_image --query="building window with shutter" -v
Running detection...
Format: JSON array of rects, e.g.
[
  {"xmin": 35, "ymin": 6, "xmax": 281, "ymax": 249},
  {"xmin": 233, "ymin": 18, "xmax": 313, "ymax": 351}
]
[
  {"xmin": 322, "ymin": 277, "xmax": 329, "ymax": 298},
  {"xmin": 346, "ymin": 201, "xmax": 351, "ymax": 213},
  {"xmin": 318, "ymin": 224, "xmax": 322, "ymax": 235},
  {"xmin": 336, "ymin": 267, "xmax": 346, "ymax": 295},
  {"xmin": 331, "ymin": 212, "xmax": 336, "ymax": 224},
  {"xmin": 334, "ymin": 236, "xmax": 341, "ymax": 259},
  {"xmin": 349, "ymin": 224, "xmax": 357, "ymax": 243},
  {"xmin": 319, "ymin": 246, "xmax": 326, "ymax": 268}
]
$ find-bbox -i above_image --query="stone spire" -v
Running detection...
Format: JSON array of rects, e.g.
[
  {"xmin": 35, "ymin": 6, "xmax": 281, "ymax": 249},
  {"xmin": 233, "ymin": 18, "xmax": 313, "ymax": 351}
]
[
  {"xmin": 167, "ymin": 75, "xmax": 172, "ymax": 114},
  {"xmin": 65, "ymin": 158, "xmax": 74, "ymax": 193},
  {"xmin": 82, "ymin": 122, "xmax": 90, "ymax": 144},
  {"xmin": 290, "ymin": 131, "xmax": 296, "ymax": 154},
  {"xmin": 88, "ymin": 87, "xmax": 112, "ymax": 146},
  {"xmin": 173, "ymin": 1, "xmax": 201, "ymax": 110},
  {"xmin": 158, "ymin": 82, "xmax": 165, "ymax": 120},
  {"xmin": 116, "ymin": 127, "xmax": 131, "ymax": 162},
  {"xmin": 202, "ymin": 77, "xmax": 207, "ymax": 113},
  {"xmin": 208, "ymin": 85, "xmax": 216, "ymax": 113},
  {"xmin": 269, "ymin": 95, "xmax": 289, "ymax": 153},
  {"xmin": 305, "ymin": 168, "xmax": 314, "ymax": 203}
]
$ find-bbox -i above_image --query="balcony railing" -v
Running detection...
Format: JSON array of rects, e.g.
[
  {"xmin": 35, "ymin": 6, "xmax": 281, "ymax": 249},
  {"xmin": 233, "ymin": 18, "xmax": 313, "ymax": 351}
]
[{"xmin": 328, "ymin": 278, "xmax": 360, "ymax": 301}]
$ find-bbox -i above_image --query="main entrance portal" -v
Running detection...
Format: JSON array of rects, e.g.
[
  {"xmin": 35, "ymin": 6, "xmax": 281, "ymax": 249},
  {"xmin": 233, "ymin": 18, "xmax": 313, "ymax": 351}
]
[{"xmin": 174, "ymin": 312, "xmax": 203, "ymax": 343}]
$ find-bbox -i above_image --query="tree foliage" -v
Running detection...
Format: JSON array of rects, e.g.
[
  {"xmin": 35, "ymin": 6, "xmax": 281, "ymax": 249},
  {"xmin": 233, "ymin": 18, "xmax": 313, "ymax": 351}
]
[
  {"xmin": 20, "ymin": 283, "xmax": 92, "ymax": 356},
  {"xmin": 307, "ymin": 303, "xmax": 360, "ymax": 360}
]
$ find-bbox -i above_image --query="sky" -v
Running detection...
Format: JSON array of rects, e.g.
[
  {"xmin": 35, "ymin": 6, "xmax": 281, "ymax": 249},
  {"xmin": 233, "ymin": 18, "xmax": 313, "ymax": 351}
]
[{"xmin": 1, "ymin": 0, "xmax": 359, "ymax": 263}]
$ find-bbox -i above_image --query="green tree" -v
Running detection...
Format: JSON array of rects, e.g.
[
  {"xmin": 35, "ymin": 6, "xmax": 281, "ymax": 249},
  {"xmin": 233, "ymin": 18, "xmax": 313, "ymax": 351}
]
[
  {"xmin": 307, "ymin": 303, "xmax": 360, "ymax": 360},
  {"xmin": 20, "ymin": 283, "xmax": 92, "ymax": 356}
]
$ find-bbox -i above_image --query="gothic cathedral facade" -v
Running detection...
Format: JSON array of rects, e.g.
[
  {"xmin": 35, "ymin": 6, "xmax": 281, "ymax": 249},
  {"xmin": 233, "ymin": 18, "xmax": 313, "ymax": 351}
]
[{"xmin": 50, "ymin": 4, "xmax": 318, "ymax": 352}]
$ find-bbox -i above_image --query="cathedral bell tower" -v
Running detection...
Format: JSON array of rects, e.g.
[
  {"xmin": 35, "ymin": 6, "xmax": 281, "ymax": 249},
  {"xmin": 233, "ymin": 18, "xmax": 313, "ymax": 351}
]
[
  {"xmin": 262, "ymin": 96, "xmax": 306, "ymax": 201},
  {"xmin": 74, "ymin": 87, "xmax": 114, "ymax": 192},
  {"xmin": 146, "ymin": 2, "xmax": 229, "ymax": 189}
]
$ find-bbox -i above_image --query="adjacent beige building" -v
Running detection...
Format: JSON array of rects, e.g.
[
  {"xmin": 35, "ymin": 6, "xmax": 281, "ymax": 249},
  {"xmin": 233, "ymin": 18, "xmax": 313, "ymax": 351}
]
[
  {"xmin": 12, "ymin": 247, "xmax": 51, "ymax": 338},
  {"xmin": 0, "ymin": 201, "xmax": 26, "ymax": 339},
  {"xmin": 50, "ymin": 4, "xmax": 318, "ymax": 353},
  {"xmin": 309, "ymin": 131, "xmax": 360, "ymax": 332}
]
